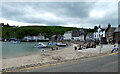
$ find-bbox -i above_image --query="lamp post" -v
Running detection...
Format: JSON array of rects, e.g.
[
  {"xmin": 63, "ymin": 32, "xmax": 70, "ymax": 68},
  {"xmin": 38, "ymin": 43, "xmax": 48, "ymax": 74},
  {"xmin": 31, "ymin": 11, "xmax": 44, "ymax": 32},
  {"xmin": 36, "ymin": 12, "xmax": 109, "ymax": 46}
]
[{"xmin": 100, "ymin": 36, "xmax": 103, "ymax": 54}]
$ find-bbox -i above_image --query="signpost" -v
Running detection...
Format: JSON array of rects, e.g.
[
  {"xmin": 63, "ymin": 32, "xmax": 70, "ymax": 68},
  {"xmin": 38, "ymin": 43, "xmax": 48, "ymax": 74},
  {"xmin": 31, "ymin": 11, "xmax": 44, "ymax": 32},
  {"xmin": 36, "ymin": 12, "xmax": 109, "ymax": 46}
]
[
  {"xmin": 100, "ymin": 44, "xmax": 103, "ymax": 54},
  {"xmin": 100, "ymin": 38, "xmax": 103, "ymax": 54}
]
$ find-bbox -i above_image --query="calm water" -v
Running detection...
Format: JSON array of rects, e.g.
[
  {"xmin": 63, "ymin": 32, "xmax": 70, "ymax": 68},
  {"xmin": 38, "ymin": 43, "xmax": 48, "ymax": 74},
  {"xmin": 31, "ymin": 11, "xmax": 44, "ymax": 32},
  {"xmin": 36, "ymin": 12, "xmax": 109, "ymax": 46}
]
[{"xmin": 2, "ymin": 42, "xmax": 54, "ymax": 58}]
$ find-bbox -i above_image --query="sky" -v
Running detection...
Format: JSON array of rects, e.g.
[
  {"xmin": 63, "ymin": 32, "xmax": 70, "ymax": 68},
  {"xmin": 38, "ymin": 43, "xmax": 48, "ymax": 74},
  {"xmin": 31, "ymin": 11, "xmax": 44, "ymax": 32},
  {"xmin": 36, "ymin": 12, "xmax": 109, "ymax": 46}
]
[{"xmin": 0, "ymin": 1, "xmax": 118, "ymax": 28}]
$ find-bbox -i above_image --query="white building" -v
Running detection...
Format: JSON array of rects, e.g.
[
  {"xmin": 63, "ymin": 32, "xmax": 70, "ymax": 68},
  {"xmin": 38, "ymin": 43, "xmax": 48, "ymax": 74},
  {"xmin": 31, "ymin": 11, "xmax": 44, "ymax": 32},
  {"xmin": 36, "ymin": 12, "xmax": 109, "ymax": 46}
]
[
  {"xmin": 32, "ymin": 36, "xmax": 38, "ymax": 40},
  {"xmin": 37, "ymin": 34, "xmax": 45, "ymax": 40},
  {"xmin": 94, "ymin": 26, "xmax": 106, "ymax": 40},
  {"xmin": 23, "ymin": 36, "xmax": 33, "ymax": 42},
  {"xmin": 23, "ymin": 36, "xmax": 32, "ymax": 40},
  {"xmin": 63, "ymin": 31, "xmax": 72, "ymax": 40},
  {"xmin": 23, "ymin": 33, "xmax": 45, "ymax": 41}
]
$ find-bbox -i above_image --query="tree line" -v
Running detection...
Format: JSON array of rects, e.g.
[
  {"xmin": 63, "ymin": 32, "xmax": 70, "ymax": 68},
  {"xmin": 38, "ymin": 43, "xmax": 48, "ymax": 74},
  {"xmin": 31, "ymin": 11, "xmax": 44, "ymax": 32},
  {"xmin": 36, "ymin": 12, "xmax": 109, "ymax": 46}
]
[{"xmin": 1, "ymin": 23, "xmax": 95, "ymax": 39}]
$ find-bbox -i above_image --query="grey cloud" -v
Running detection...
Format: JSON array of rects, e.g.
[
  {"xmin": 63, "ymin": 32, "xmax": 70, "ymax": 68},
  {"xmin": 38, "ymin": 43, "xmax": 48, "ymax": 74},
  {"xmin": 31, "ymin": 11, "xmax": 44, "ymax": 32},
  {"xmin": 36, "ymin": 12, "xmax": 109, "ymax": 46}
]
[{"xmin": 1, "ymin": 2, "xmax": 118, "ymax": 27}]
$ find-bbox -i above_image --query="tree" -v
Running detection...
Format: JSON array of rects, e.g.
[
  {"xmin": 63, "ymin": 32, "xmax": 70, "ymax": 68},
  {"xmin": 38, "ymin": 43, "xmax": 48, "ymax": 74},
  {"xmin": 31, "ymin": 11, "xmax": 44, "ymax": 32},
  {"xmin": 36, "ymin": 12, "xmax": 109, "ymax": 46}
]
[
  {"xmin": 0, "ymin": 23, "xmax": 4, "ymax": 26},
  {"xmin": 94, "ymin": 26, "xmax": 98, "ymax": 32},
  {"xmin": 6, "ymin": 23, "xmax": 10, "ymax": 27}
]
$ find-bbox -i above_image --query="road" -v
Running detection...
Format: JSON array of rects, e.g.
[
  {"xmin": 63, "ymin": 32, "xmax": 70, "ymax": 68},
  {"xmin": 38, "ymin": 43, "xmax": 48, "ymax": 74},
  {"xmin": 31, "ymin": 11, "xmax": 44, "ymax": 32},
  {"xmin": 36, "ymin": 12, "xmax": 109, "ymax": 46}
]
[{"xmin": 17, "ymin": 52, "xmax": 119, "ymax": 72}]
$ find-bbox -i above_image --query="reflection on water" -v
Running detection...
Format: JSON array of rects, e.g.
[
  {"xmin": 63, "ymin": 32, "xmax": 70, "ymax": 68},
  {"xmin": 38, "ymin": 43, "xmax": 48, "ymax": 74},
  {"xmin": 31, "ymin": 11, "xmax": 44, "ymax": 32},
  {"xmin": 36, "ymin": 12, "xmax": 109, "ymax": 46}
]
[{"xmin": 2, "ymin": 42, "xmax": 51, "ymax": 58}]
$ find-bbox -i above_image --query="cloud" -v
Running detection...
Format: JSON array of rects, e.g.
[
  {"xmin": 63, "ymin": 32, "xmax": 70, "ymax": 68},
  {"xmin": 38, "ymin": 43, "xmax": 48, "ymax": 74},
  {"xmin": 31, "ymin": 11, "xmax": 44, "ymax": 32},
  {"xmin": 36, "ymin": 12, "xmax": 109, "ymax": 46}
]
[
  {"xmin": 1, "ymin": 2, "xmax": 118, "ymax": 28},
  {"xmin": 0, "ymin": 18, "xmax": 47, "ymax": 26}
]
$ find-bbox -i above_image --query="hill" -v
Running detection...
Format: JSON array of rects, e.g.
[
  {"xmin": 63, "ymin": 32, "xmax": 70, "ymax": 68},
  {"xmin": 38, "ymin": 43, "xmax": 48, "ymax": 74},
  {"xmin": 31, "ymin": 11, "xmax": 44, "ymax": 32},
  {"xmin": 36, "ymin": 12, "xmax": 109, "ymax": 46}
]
[{"xmin": 2, "ymin": 26, "xmax": 94, "ymax": 39}]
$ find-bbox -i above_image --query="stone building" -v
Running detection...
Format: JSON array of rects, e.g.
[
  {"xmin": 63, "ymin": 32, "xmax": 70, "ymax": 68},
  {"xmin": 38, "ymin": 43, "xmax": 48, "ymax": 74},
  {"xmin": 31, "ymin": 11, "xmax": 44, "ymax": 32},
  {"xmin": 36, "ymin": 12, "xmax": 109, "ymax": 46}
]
[
  {"xmin": 105, "ymin": 24, "xmax": 116, "ymax": 42},
  {"xmin": 72, "ymin": 29, "xmax": 85, "ymax": 41},
  {"xmin": 113, "ymin": 25, "xmax": 120, "ymax": 42}
]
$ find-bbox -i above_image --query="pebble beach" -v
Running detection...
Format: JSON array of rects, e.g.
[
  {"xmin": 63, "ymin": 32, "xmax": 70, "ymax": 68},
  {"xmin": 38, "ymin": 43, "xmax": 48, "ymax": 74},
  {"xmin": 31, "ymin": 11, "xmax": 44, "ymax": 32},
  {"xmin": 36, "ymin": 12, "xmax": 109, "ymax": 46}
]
[{"xmin": 2, "ymin": 43, "xmax": 116, "ymax": 71}]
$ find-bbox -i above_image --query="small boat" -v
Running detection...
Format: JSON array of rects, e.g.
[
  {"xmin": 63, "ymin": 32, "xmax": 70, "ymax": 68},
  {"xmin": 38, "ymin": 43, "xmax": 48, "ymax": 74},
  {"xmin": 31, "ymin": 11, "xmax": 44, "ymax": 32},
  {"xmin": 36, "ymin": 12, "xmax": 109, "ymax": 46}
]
[
  {"xmin": 56, "ymin": 42, "xmax": 67, "ymax": 47},
  {"xmin": 33, "ymin": 42, "xmax": 47, "ymax": 48},
  {"xmin": 11, "ymin": 40, "xmax": 20, "ymax": 44},
  {"xmin": 48, "ymin": 42, "xmax": 57, "ymax": 45}
]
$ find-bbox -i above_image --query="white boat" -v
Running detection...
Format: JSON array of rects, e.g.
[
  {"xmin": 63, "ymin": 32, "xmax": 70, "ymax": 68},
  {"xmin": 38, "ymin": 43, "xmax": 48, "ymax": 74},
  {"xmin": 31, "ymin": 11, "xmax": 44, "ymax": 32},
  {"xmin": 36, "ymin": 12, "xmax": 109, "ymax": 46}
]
[
  {"xmin": 11, "ymin": 40, "xmax": 20, "ymax": 44},
  {"xmin": 56, "ymin": 42, "xmax": 67, "ymax": 47},
  {"xmin": 33, "ymin": 42, "xmax": 47, "ymax": 48}
]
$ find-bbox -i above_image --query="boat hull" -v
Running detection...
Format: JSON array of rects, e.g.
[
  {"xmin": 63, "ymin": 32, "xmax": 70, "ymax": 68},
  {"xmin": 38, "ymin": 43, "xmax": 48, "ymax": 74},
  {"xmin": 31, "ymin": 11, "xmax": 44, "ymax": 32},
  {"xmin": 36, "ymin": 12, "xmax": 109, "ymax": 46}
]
[
  {"xmin": 56, "ymin": 44, "xmax": 67, "ymax": 47},
  {"xmin": 33, "ymin": 45, "xmax": 47, "ymax": 48}
]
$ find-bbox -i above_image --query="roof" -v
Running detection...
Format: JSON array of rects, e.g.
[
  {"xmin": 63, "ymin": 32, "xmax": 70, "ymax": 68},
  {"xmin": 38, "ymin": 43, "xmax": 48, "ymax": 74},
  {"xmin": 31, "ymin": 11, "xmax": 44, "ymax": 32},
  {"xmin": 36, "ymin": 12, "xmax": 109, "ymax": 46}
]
[
  {"xmin": 114, "ymin": 27, "xmax": 120, "ymax": 32},
  {"xmin": 65, "ymin": 31, "xmax": 72, "ymax": 33},
  {"xmin": 51, "ymin": 35, "xmax": 56, "ymax": 37},
  {"xmin": 95, "ymin": 28, "xmax": 106, "ymax": 32},
  {"xmin": 105, "ymin": 27, "xmax": 116, "ymax": 32}
]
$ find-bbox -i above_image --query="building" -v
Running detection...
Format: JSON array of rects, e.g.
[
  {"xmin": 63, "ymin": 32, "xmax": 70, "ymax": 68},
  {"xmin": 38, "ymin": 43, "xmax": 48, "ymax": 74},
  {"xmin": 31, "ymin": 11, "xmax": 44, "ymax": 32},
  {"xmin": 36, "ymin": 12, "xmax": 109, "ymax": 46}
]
[
  {"xmin": 105, "ymin": 24, "xmax": 116, "ymax": 42},
  {"xmin": 37, "ymin": 33, "xmax": 45, "ymax": 40},
  {"xmin": 94, "ymin": 25, "xmax": 106, "ymax": 40},
  {"xmin": 23, "ymin": 33, "xmax": 45, "ymax": 41},
  {"xmin": 32, "ymin": 36, "xmax": 38, "ymax": 41},
  {"xmin": 23, "ymin": 36, "xmax": 33, "ymax": 41},
  {"xmin": 63, "ymin": 31, "xmax": 72, "ymax": 40},
  {"xmin": 114, "ymin": 25, "xmax": 120, "ymax": 42},
  {"xmin": 56, "ymin": 34, "xmax": 62, "ymax": 40},
  {"xmin": 50, "ymin": 35, "xmax": 57, "ymax": 41},
  {"xmin": 86, "ymin": 33, "xmax": 94, "ymax": 41},
  {"xmin": 72, "ymin": 29, "xmax": 85, "ymax": 41},
  {"xmin": 50, "ymin": 34, "xmax": 62, "ymax": 41}
]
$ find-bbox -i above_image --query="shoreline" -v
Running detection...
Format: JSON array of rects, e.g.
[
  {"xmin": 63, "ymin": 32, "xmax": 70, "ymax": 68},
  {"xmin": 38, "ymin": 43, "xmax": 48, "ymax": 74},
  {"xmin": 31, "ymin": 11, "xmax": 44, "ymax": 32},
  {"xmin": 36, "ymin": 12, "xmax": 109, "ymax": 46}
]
[
  {"xmin": 2, "ymin": 45, "xmax": 69, "ymax": 59},
  {"xmin": 2, "ymin": 43, "xmax": 116, "ymax": 71}
]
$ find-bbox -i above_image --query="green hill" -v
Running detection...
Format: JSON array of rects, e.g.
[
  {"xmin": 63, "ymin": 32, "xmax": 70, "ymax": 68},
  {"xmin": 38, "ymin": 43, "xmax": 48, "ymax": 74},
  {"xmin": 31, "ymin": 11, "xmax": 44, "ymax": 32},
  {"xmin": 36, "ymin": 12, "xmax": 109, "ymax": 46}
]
[{"xmin": 2, "ymin": 26, "xmax": 94, "ymax": 39}]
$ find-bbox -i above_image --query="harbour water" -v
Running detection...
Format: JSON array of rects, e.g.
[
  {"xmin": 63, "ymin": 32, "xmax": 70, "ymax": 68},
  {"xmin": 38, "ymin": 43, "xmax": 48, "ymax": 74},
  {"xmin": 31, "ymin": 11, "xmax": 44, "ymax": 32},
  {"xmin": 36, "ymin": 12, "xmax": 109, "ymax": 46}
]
[{"xmin": 2, "ymin": 42, "xmax": 54, "ymax": 58}]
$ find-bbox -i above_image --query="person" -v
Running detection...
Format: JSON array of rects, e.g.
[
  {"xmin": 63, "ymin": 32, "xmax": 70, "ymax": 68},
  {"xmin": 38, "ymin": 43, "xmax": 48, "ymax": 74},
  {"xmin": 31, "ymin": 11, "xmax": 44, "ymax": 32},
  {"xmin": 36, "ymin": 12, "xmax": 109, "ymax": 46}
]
[
  {"xmin": 56, "ymin": 45, "xmax": 58, "ymax": 50},
  {"xmin": 74, "ymin": 46, "xmax": 77, "ymax": 50},
  {"xmin": 111, "ymin": 45, "xmax": 118, "ymax": 53},
  {"xmin": 52, "ymin": 47, "xmax": 55, "ymax": 51},
  {"xmin": 41, "ymin": 49, "xmax": 45, "ymax": 52},
  {"xmin": 78, "ymin": 45, "xmax": 82, "ymax": 50}
]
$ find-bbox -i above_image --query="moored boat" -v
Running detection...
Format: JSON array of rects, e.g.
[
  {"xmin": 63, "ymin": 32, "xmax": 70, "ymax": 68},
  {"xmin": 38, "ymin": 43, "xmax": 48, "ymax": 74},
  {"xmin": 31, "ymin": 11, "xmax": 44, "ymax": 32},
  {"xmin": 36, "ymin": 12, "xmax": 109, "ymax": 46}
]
[
  {"xmin": 48, "ymin": 42, "xmax": 57, "ymax": 45},
  {"xmin": 33, "ymin": 42, "xmax": 47, "ymax": 48},
  {"xmin": 56, "ymin": 42, "xmax": 67, "ymax": 47},
  {"xmin": 11, "ymin": 40, "xmax": 21, "ymax": 44}
]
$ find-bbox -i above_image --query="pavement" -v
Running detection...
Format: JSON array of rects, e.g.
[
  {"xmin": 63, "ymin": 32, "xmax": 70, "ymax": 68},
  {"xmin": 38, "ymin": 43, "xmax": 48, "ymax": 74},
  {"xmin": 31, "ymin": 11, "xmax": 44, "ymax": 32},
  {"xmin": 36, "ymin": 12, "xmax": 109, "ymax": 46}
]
[{"xmin": 12, "ymin": 52, "xmax": 119, "ymax": 72}]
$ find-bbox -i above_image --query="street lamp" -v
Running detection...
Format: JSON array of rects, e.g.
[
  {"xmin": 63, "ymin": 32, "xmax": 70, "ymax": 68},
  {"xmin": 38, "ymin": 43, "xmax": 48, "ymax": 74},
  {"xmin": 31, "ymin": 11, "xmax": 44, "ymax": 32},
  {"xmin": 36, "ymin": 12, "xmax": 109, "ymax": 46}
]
[{"xmin": 100, "ymin": 35, "xmax": 103, "ymax": 54}]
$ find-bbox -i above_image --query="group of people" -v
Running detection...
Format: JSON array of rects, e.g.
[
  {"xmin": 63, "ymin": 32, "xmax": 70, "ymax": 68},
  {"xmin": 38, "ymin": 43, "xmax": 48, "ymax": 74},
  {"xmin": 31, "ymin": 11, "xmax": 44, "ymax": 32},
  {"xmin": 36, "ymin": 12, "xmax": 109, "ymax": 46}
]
[
  {"xmin": 74, "ymin": 42, "xmax": 96, "ymax": 50},
  {"xmin": 51, "ymin": 45, "xmax": 59, "ymax": 51}
]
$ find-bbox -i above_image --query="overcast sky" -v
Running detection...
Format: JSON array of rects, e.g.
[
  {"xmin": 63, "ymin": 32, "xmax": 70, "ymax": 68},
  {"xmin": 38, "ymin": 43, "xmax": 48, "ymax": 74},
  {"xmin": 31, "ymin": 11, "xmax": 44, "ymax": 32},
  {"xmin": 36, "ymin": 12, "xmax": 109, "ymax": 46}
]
[{"xmin": 0, "ymin": 2, "xmax": 118, "ymax": 28}]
